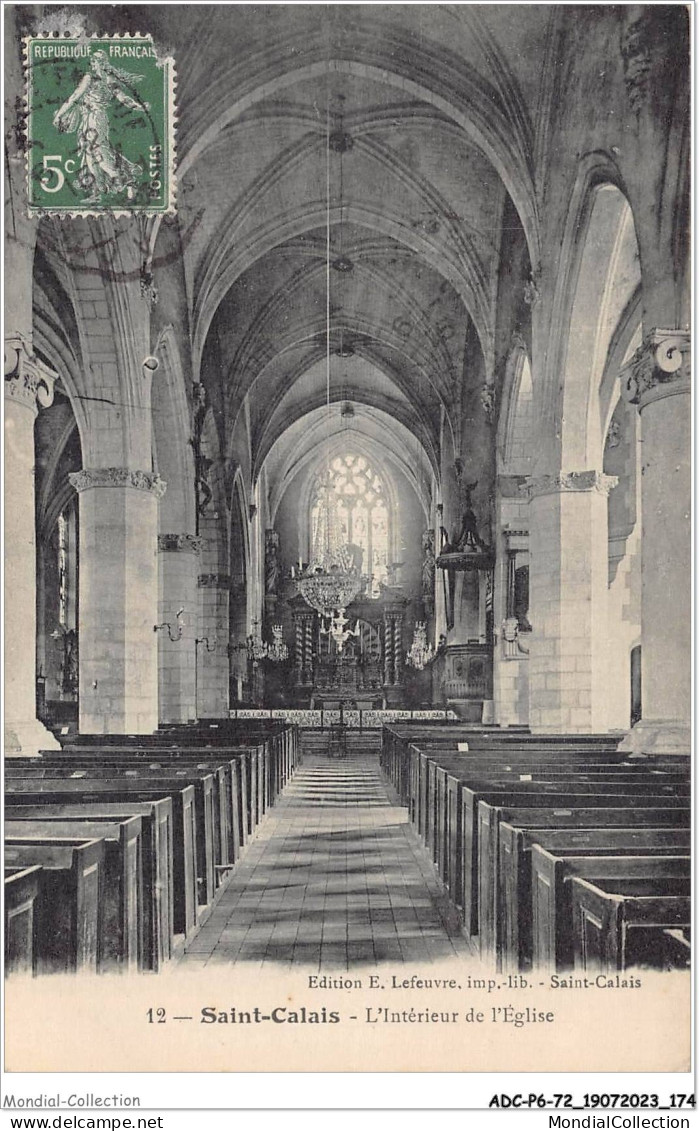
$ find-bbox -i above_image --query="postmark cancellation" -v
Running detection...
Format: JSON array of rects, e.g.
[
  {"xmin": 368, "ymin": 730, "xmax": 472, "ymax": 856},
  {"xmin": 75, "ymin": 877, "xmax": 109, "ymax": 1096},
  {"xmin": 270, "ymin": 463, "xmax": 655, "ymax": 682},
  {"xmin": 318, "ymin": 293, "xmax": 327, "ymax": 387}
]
[{"xmin": 24, "ymin": 34, "xmax": 176, "ymax": 215}]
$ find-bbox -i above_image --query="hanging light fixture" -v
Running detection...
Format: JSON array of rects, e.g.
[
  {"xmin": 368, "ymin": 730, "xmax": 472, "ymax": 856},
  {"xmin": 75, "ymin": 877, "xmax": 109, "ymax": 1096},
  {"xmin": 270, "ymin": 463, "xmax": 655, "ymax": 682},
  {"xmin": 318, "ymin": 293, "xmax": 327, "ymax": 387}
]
[
  {"xmin": 247, "ymin": 620, "xmax": 268, "ymax": 664},
  {"xmin": 246, "ymin": 620, "xmax": 288, "ymax": 663},
  {"xmin": 268, "ymin": 624, "xmax": 288, "ymax": 663},
  {"xmin": 297, "ymin": 486, "xmax": 361, "ymax": 616},
  {"xmin": 297, "ymin": 85, "xmax": 360, "ymax": 621},
  {"xmin": 406, "ymin": 622, "xmax": 435, "ymax": 671},
  {"xmin": 328, "ymin": 609, "xmax": 351, "ymax": 650}
]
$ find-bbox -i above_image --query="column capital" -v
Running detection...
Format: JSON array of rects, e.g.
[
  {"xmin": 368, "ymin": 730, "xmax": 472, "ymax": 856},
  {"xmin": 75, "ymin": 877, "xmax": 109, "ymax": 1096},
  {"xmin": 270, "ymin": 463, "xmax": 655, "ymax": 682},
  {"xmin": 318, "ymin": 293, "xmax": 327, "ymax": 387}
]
[
  {"xmin": 383, "ymin": 609, "xmax": 404, "ymax": 623},
  {"xmin": 158, "ymin": 533, "xmax": 203, "ymax": 554},
  {"xmin": 521, "ymin": 470, "xmax": 618, "ymax": 500},
  {"xmin": 292, "ymin": 607, "xmax": 316, "ymax": 622},
  {"xmin": 69, "ymin": 467, "xmax": 167, "ymax": 498},
  {"xmin": 498, "ymin": 474, "xmax": 528, "ymax": 498},
  {"xmin": 4, "ymin": 335, "xmax": 56, "ymax": 415},
  {"xmin": 198, "ymin": 573, "xmax": 231, "ymax": 589},
  {"xmin": 621, "ymin": 328, "xmax": 690, "ymax": 409}
]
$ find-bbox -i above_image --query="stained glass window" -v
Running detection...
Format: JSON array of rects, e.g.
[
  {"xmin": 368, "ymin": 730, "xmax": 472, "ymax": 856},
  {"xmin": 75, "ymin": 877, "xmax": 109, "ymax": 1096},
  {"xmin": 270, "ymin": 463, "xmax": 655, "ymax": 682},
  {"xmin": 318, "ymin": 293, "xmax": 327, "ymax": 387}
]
[{"xmin": 311, "ymin": 454, "xmax": 389, "ymax": 597}]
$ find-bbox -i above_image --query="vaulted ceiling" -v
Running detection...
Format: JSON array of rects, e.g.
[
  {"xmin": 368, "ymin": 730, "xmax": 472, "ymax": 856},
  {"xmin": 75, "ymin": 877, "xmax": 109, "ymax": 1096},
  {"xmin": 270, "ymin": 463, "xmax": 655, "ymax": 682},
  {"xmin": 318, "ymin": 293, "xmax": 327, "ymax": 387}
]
[{"xmin": 45, "ymin": 5, "xmax": 553, "ymax": 507}]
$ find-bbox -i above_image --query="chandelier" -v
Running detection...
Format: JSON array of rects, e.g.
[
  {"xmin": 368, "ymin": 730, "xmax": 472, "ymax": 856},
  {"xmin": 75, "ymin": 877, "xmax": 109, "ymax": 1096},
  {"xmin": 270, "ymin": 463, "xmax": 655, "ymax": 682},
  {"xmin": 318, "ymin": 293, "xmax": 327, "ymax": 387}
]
[
  {"xmin": 298, "ymin": 479, "xmax": 360, "ymax": 616},
  {"xmin": 246, "ymin": 621, "xmax": 288, "ymax": 663},
  {"xmin": 406, "ymin": 622, "xmax": 434, "ymax": 671},
  {"xmin": 328, "ymin": 610, "xmax": 353, "ymax": 650},
  {"xmin": 247, "ymin": 621, "xmax": 268, "ymax": 663},
  {"xmin": 268, "ymin": 624, "xmax": 288, "ymax": 662},
  {"xmin": 296, "ymin": 97, "xmax": 360, "ymax": 621}
]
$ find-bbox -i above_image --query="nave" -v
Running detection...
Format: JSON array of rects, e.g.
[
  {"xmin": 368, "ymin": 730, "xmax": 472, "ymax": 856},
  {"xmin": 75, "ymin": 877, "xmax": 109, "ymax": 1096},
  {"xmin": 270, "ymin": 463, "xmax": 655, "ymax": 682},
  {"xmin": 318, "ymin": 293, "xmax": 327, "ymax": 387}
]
[
  {"xmin": 4, "ymin": 718, "xmax": 691, "ymax": 978},
  {"xmin": 178, "ymin": 749, "xmax": 469, "ymax": 971},
  {"xmin": 4, "ymin": 4, "xmax": 691, "ymax": 990}
]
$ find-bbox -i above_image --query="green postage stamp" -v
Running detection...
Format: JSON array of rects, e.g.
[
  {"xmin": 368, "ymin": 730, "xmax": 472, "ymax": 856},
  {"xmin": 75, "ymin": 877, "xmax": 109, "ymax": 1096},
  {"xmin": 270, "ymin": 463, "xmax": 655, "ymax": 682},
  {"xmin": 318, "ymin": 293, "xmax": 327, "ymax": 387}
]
[{"xmin": 25, "ymin": 35, "xmax": 175, "ymax": 214}]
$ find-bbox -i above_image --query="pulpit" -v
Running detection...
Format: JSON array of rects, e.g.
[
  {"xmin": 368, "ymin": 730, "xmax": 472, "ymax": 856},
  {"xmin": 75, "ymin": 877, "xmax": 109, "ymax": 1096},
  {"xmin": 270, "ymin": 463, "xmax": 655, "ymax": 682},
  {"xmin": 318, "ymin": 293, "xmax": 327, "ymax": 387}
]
[{"xmin": 436, "ymin": 513, "xmax": 494, "ymax": 721}]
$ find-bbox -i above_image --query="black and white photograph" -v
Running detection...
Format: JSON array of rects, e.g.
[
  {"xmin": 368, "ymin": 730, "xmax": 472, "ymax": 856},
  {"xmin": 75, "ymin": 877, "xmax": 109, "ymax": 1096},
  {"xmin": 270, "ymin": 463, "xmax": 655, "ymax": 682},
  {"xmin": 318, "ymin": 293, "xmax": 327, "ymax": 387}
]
[{"xmin": 2, "ymin": 0, "xmax": 693, "ymax": 1097}]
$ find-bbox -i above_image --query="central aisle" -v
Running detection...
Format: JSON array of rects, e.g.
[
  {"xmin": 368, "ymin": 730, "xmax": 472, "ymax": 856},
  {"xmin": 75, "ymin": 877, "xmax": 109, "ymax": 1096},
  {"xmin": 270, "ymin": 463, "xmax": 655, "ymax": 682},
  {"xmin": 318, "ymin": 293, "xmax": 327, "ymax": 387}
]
[{"xmin": 178, "ymin": 750, "xmax": 472, "ymax": 971}]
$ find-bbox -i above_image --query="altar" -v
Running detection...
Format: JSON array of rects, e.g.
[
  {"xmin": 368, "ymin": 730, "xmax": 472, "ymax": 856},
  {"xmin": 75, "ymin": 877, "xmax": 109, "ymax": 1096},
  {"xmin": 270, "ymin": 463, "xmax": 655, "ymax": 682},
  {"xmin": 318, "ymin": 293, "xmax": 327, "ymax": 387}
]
[{"xmin": 288, "ymin": 590, "xmax": 409, "ymax": 709}]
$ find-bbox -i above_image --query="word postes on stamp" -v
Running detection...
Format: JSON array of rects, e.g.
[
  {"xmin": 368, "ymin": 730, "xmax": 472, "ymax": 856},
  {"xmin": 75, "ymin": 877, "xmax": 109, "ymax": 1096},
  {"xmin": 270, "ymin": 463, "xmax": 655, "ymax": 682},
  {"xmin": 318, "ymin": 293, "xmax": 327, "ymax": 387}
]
[{"xmin": 25, "ymin": 35, "xmax": 175, "ymax": 215}]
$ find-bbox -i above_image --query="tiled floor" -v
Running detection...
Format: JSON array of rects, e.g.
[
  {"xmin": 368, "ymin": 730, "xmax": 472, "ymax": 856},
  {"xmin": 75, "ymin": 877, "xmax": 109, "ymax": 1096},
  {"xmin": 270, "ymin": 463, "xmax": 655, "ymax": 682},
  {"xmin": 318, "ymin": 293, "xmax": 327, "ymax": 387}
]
[{"xmin": 178, "ymin": 750, "xmax": 473, "ymax": 970}]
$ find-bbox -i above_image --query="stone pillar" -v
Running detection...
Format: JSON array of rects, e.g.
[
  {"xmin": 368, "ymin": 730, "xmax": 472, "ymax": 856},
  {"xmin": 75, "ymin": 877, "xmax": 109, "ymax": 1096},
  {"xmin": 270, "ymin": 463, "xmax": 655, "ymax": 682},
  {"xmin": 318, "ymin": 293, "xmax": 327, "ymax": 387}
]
[
  {"xmin": 493, "ymin": 527, "xmax": 530, "ymax": 728},
  {"xmin": 69, "ymin": 468, "xmax": 165, "ymax": 734},
  {"xmin": 196, "ymin": 573, "xmax": 229, "ymax": 718},
  {"xmin": 619, "ymin": 329, "xmax": 690, "ymax": 756},
  {"xmin": 4, "ymin": 337, "xmax": 61, "ymax": 752},
  {"xmin": 525, "ymin": 471, "xmax": 617, "ymax": 733},
  {"xmin": 157, "ymin": 534, "xmax": 201, "ymax": 724}
]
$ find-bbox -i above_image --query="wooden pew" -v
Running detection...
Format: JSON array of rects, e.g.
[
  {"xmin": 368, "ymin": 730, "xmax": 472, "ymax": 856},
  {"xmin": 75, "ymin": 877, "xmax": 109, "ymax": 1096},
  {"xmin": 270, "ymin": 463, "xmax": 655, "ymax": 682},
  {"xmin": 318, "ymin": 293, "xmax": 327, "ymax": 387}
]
[
  {"xmin": 6, "ymin": 817, "xmax": 144, "ymax": 971},
  {"xmin": 5, "ymin": 779, "xmax": 198, "ymax": 939},
  {"xmin": 5, "ymin": 866, "xmax": 42, "ymax": 976},
  {"xmin": 61, "ymin": 727, "xmax": 294, "ymax": 805},
  {"xmin": 420, "ymin": 753, "xmax": 686, "ymax": 902},
  {"xmin": 660, "ymin": 929, "xmax": 691, "ymax": 971},
  {"xmin": 178, "ymin": 726, "xmax": 295, "ymax": 804},
  {"xmin": 530, "ymin": 846, "xmax": 691, "ymax": 970},
  {"xmin": 404, "ymin": 744, "xmax": 687, "ymax": 918},
  {"xmin": 41, "ymin": 744, "xmax": 258, "ymax": 857},
  {"xmin": 8, "ymin": 766, "xmax": 216, "ymax": 914},
  {"xmin": 497, "ymin": 824, "xmax": 692, "ymax": 972},
  {"xmin": 67, "ymin": 723, "xmax": 287, "ymax": 747},
  {"xmin": 29, "ymin": 735, "xmax": 280, "ymax": 869},
  {"xmin": 406, "ymin": 743, "xmax": 677, "ymax": 864},
  {"xmin": 4, "ymin": 800, "xmax": 173, "ymax": 971},
  {"xmin": 479, "ymin": 800, "xmax": 690, "ymax": 947},
  {"xmin": 407, "ymin": 742, "xmax": 685, "ymax": 860},
  {"xmin": 59, "ymin": 726, "xmax": 296, "ymax": 825},
  {"xmin": 460, "ymin": 785, "xmax": 687, "ymax": 939},
  {"xmin": 4, "ymin": 839, "xmax": 106, "ymax": 973},
  {"xmin": 12, "ymin": 754, "xmax": 234, "ymax": 883},
  {"xmin": 390, "ymin": 739, "xmax": 629, "ymax": 806},
  {"xmin": 381, "ymin": 727, "xmax": 624, "ymax": 796},
  {"xmin": 44, "ymin": 745, "xmax": 262, "ymax": 847},
  {"xmin": 382, "ymin": 725, "xmax": 622, "ymax": 776},
  {"xmin": 569, "ymin": 875, "xmax": 692, "ymax": 972},
  {"xmin": 414, "ymin": 753, "xmax": 687, "ymax": 926},
  {"xmin": 391, "ymin": 733, "xmax": 689, "ymax": 972}
]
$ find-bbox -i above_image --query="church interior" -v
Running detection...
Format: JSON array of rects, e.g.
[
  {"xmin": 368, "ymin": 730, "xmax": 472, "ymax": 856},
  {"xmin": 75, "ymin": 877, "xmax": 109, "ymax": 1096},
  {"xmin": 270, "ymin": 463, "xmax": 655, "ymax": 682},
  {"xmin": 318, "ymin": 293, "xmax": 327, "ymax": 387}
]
[{"xmin": 4, "ymin": 5, "xmax": 691, "ymax": 978}]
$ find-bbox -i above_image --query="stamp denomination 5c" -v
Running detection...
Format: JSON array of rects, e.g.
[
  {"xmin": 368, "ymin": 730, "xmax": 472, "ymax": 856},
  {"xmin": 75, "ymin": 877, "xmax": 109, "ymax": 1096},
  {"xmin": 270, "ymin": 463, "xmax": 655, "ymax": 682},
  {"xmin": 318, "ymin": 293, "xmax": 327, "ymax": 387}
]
[{"xmin": 25, "ymin": 35, "xmax": 175, "ymax": 215}]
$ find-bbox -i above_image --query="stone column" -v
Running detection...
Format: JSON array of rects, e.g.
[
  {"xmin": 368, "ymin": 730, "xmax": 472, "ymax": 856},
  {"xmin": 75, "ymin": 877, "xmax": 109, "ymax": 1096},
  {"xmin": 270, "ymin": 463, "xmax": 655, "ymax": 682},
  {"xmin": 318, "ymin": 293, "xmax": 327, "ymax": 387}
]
[
  {"xmin": 4, "ymin": 337, "xmax": 61, "ymax": 752},
  {"xmin": 69, "ymin": 468, "xmax": 165, "ymax": 734},
  {"xmin": 493, "ymin": 526, "xmax": 530, "ymax": 728},
  {"xmin": 196, "ymin": 573, "xmax": 230, "ymax": 718},
  {"xmin": 525, "ymin": 471, "xmax": 617, "ymax": 733},
  {"xmin": 157, "ymin": 534, "xmax": 201, "ymax": 724},
  {"xmin": 619, "ymin": 329, "xmax": 691, "ymax": 756}
]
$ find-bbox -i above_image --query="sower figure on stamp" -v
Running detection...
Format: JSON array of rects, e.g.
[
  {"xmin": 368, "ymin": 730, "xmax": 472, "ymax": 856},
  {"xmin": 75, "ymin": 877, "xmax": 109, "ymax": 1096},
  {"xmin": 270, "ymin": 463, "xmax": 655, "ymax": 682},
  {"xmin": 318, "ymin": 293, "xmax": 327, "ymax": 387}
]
[{"xmin": 52, "ymin": 50, "xmax": 150, "ymax": 204}]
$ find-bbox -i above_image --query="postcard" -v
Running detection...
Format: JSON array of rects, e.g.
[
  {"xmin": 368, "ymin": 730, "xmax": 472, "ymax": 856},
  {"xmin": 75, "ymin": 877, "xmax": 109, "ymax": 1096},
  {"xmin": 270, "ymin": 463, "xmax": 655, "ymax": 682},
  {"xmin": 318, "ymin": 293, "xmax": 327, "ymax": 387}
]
[{"xmin": 3, "ymin": 0, "xmax": 692, "ymax": 1103}]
